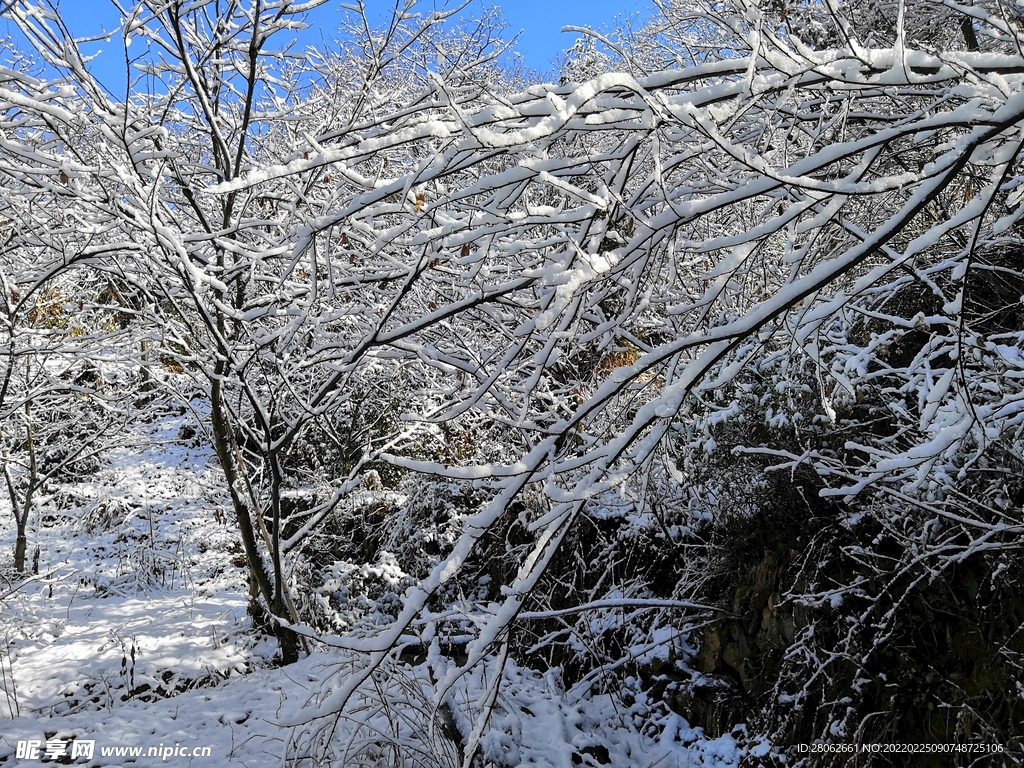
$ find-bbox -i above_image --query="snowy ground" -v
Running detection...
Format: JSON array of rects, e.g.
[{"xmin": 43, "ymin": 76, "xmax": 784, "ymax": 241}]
[{"xmin": 0, "ymin": 412, "xmax": 745, "ymax": 767}]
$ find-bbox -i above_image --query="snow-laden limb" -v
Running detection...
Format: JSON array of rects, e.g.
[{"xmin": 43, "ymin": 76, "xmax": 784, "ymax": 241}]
[{"xmin": 295, "ymin": 0, "xmax": 1024, "ymax": 755}]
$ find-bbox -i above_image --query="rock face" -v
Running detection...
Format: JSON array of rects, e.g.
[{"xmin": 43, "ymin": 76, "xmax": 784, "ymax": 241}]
[
  {"xmin": 671, "ymin": 473, "xmax": 1024, "ymax": 758},
  {"xmin": 664, "ymin": 508, "xmax": 813, "ymax": 739},
  {"xmin": 695, "ymin": 546, "xmax": 801, "ymax": 696}
]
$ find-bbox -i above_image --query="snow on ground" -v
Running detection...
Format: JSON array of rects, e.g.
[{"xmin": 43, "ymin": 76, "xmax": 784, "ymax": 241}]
[{"xmin": 0, "ymin": 410, "xmax": 743, "ymax": 767}]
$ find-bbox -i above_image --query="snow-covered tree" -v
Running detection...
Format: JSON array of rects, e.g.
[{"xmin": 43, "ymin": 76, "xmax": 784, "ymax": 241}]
[
  {"xmin": 3, "ymin": 0, "xmax": 1023, "ymax": 759},
  {"xmin": 3, "ymin": 0, "xmax": 527, "ymax": 664},
  {"xmin": 287, "ymin": 0, "xmax": 1024, "ymax": 756},
  {"xmin": 0, "ymin": 49, "xmax": 136, "ymax": 574}
]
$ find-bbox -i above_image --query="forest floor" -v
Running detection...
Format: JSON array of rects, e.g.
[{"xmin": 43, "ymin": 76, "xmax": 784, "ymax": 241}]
[{"xmin": 0, "ymin": 411, "xmax": 744, "ymax": 767}]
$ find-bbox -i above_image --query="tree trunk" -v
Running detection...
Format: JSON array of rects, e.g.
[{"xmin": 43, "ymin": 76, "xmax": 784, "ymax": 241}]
[
  {"xmin": 209, "ymin": 373, "xmax": 297, "ymax": 663},
  {"xmin": 13, "ymin": 527, "xmax": 26, "ymax": 574},
  {"xmin": 13, "ymin": 405, "xmax": 37, "ymax": 574},
  {"xmin": 267, "ymin": 450, "xmax": 298, "ymax": 665}
]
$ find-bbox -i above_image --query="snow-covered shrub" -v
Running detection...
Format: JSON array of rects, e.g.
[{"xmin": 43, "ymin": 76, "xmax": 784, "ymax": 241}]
[
  {"xmin": 380, "ymin": 476, "xmax": 491, "ymax": 584},
  {"xmin": 297, "ymin": 476, "xmax": 495, "ymax": 637},
  {"xmin": 313, "ymin": 552, "xmax": 415, "ymax": 634},
  {"xmin": 287, "ymin": 659, "xmax": 462, "ymax": 768}
]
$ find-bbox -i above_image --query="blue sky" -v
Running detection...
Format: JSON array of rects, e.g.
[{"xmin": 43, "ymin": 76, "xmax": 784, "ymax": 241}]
[
  {"xmin": 2, "ymin": 0, "xmax": 649, "ymax": 89},
  {"xmin": 475, "ymin": 0, "xmax": 648, "ymax": 69}
]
